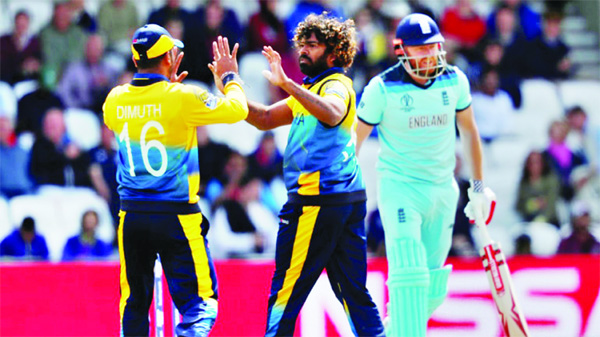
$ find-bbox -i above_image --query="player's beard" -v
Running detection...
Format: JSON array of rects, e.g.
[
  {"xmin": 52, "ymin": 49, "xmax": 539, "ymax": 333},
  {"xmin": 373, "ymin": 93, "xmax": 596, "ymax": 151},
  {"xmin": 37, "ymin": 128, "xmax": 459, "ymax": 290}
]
[
  {"xmin": 299, "ymin": 53, "xmax": 329, "ymax": 78},
  {"xmin": 408, "ymin": 55, "xmax": 437, "ymax": 77}
]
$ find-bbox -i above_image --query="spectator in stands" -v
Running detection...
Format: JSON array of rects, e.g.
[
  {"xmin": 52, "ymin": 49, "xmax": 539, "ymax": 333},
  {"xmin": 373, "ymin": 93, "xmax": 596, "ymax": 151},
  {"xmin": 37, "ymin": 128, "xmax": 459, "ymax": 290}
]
[
  {"xmin": 247, "ymin": 0, "xmax": 302, "ymax": 99},
  {"xmin": 570, "ymin": 166, "xmax": 600, "ymax": 224},
  {"xmin": 285, "ymin": 0, "xmax": 343, "ymax": 42},
  {"xmin": 247, "ymin": 131, "xmax": 283, "ymax": 184},
  {"xmin": 471, "ymin": 67, "xmax": 515, "ymax": 144},
  {"xmin": 516, "ymin": 150, "xmax": 561, "ymax": 226},
  {"xmin": 476, "ymin": 4, "xmax": 527, "ymax": 108},
  {"xmin": 147, "ymin": 0, "xmax": 192, "ymax": 29},
  {"xmin": 58, "ymin": 34, "xmax": 119, "ymax": 113},
  {"xmin": 440, "ymin": 0, "xmax": 486, "ymax": 61},
  {"xmin": 29, "ymin": 108, "xmax": 92, "ymax": 188},
  {"xmin": 89, "ymin": 124, "xmax": 119, "ymax": 226},
  {"xmin": 97, "ymin": 0, "xmax": 139, "ymax": 56},
  {"xmin": 0, "ymin": 10, "xmax": 42, "ymax": 85},
  {"xmin": 39, "ymin": 1, "xmax": 88, "ymax": 90},
  {"xmin": 566, "ymin": 107, "xmax": 599, "ymax": 221},
  {"xmin": 209, "ymin": 176, "xmax": 278, "ymax": 259},
  {"xmin": 196, "ymin": 126, "xmax": 232, "ymax": 196},
  {"xmin": 543, "ymin": 120, "xmax": 587, "ymax": 200},
  {"xmin": 443, "ymin": 38, "xmax": 471, "ymax": 75},
  {"xmin": 566, "ymin": 106, "xmax": 590, "ymax": 161},
  {"xmin": 15, "ymin": 75, "xmax": 64, "ymax": 136},
  {"xmin": 185, "ymin": 0, "xmax": 243, "ymax": 84},
  {"xmin": 353, "ymin": 7, "xmax": 389, "ymax": 77},
  {"xmin": 205, "ymin": 151, "xmax": 248, "ymax": 209},
  {"xmin": 0, "ymin": 114, "xmax": 33, "ymax": 198},
  {"xmin": 522, "ymin": 11, "xmax": 571, "ymax": 79},
  {"xmin": 69, "ymin": 0, "xmax": 97, "ymax": 33},
  {"xmin": 62, "ymin": 210, "xmax": 113, "ymax": 261},
  {"xmin": 514, "ymin": 233, "xmax": 532, "ymax": 255},
  {"xmin": 247, "ymin": 0, "xmax": 287, "ymax": 53},
  {"xmin": 363, "ymin": 0, "xmax": 393, "ymax": 33},
  {"xmin": 486, "ymin": 0, "xmax": 541, "ymax": 40},
  {"xmin": 246, "ymin": 131, "xmax": 284, "ymax": 214},
  {"xmin": 557, "ymin": 200, "xmax": 600, "ymax": 254},
  {"xmin": 362, "ymin": 26, "xmax": 399, "ymax": 83},
  {"xmin": 0, "ymin": 217, "xmax": 49, "ymax": 260},
  {"xmin": 407, "ymin": 0, "xmax": 437, "ymax": 22}
]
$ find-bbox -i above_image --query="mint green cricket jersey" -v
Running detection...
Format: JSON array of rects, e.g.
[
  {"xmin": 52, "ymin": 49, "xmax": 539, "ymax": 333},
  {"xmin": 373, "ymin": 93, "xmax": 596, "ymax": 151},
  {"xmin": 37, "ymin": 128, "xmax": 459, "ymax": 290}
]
[{"xmin": 357, "ymin": 64, "xmax": 471, "ymax": 184}]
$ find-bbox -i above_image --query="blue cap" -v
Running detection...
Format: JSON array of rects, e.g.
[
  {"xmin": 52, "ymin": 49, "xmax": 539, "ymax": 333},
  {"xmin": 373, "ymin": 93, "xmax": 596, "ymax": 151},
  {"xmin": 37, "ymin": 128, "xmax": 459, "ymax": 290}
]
[{"xmin": 131, "ymin": 24, "xmax": 184, "ymax": 60}]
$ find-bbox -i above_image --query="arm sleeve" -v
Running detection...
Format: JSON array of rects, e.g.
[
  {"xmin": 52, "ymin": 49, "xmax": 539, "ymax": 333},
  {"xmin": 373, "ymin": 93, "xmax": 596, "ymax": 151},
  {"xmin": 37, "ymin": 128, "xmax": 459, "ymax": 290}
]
[
  {"xmin": 357, "ymin": 76, "xmax": 386, "ymax": 125},
  {"xmin": 455, "ymin": 67, "xmax": 472, "ymax": 111},
  {"xmin": 284, "ymin": 96, "xmax": 293, "ymax": 111},
  {"xmin": 320, "ymin": 80, "xmax": 350, "ymax": 106},
  {"xmin": 181, "ymin": 82, "xmax": 249, "ymax": 126}
]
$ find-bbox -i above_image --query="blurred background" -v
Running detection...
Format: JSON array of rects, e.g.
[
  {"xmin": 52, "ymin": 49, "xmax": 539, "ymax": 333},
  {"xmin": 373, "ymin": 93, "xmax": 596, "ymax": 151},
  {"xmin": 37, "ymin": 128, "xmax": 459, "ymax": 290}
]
[{"xmin": 0, "ymin": 0, "xmax": 599, "ymax": 336}]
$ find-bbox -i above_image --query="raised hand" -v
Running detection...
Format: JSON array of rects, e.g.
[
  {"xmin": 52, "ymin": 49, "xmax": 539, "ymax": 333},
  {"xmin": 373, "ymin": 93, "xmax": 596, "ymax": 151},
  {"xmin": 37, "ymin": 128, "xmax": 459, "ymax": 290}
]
[
  {"xmin": 170, "ymin": 50, "xmax": 188, "ymax": 83},
  {"xmin": 208, "ymin": 36, "xmax": 239, "ymax": 92},
  {"xmin": 261, "ymin": 46, "xmax": 289, "ymax": 88}
]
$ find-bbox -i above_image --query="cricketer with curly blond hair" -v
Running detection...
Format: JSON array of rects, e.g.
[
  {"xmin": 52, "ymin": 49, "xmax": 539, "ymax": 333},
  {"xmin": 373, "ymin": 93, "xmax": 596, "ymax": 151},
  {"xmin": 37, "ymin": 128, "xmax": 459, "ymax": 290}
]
[{"xmin": 244, "ymin": 12, "xmax": 385, "ymax": 337}]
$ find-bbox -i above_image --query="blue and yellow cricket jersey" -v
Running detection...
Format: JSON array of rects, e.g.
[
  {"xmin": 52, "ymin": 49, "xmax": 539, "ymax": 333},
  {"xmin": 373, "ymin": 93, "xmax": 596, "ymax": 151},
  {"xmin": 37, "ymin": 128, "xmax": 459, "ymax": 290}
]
[
  {"xmin": 103, "ymin": 73, "xmax": 248, "ymax": 210},
  {"xmin": 284, "ymin": 68, "xmax": 365, "ymax": 205}
]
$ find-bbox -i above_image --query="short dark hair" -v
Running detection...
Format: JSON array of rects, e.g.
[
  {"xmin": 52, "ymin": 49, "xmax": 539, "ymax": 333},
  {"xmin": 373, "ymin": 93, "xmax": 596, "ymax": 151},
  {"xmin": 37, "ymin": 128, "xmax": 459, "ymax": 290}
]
[
  {"xmin": 21, "ymin": 217, "xmax": 35, "ymax": 232},
  {"xmin": 15, "ymin": 10, "xmax": 29, "ymax": 20},
  {"xmin": 135, "ymin": 53, "xmax": 167, "ymax": 69},
  {"xmin": 566, "ymin": 105, "xmax": 585, "ymax": 117},
  {"xmin": 543, "ymin": 10, "xmax": 564, "ymax": 22}
]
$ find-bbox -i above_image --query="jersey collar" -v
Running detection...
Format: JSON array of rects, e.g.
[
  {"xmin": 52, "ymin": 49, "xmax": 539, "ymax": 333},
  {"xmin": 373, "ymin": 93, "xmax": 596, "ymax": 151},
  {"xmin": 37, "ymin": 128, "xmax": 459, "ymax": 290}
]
[
  {"xmin": 302, "ymin": 67, "xmax": 344, "ymax": 86},
  {"xmin": 131, "ymin": 73, "xmax": 169, "ymax": 86}
]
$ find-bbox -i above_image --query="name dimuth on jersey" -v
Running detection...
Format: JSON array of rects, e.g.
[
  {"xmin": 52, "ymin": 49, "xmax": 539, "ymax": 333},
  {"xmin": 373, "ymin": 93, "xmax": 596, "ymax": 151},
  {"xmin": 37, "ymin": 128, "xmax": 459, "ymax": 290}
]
[
  {"xmin": 116, "ymin": 104, "xmax": 162, "ymax": 120},
  {"xmin": 408, "ymin": 114, "xmax": 448, "ymax": 129}
]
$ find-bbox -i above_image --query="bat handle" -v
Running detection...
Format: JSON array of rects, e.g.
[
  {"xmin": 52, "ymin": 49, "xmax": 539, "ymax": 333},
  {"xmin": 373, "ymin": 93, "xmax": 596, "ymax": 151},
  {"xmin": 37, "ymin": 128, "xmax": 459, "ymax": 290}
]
[{"xmin": 474, "ymin": 216, "xmax": 495, "ymax": 246}]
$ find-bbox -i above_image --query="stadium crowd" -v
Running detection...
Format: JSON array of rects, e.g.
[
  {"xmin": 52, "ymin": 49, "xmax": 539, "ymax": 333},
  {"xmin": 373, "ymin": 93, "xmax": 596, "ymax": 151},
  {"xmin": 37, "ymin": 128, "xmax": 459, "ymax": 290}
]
[{"xmin": 0, "ymin": 0, "xmax": 599, "ymax": 262}]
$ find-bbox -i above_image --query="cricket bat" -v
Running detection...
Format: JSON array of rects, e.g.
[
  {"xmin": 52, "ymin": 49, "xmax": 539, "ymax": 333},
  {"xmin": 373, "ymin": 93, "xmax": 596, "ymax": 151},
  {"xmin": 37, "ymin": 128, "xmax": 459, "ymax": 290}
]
[{"xmin": 475, "ymin": 215, "xmax": 530, "ymax": 337}]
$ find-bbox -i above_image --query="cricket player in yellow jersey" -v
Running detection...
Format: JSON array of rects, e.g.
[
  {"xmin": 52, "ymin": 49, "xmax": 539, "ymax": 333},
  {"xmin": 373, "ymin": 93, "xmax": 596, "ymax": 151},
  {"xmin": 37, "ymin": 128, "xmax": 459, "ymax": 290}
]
[
  {"xmin": 103, "ymin": 24, "xmax": 248, "ymax": 336},
  {"xmin": 244, "ymin": 13, "xmax": 385, "ymax": 337}
]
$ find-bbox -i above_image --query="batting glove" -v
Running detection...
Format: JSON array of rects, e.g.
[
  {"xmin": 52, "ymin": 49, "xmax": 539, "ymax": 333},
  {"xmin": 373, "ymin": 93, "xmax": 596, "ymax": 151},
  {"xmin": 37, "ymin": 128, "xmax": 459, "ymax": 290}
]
[{"xmin": 464, "ymin": 179, "xmax": 497, "ymax": 226}]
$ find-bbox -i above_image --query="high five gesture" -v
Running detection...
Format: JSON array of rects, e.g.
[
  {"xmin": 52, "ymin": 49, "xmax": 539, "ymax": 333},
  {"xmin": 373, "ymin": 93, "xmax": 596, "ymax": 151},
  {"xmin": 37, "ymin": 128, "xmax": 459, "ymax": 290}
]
[{"xmin": 208, "ymin": 36, "xmax": 240, "ymax": 93}]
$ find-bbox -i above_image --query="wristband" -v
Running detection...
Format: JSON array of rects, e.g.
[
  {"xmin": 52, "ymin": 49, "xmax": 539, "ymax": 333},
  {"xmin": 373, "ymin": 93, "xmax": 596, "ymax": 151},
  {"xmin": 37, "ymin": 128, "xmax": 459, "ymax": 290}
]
[
  {"xmin": 221, "ymin": 71, "xmax": 242, "ymax": 87},
  {"xmin": 470, "ymin": 179, "xmax": 484, "ymax": 193}
]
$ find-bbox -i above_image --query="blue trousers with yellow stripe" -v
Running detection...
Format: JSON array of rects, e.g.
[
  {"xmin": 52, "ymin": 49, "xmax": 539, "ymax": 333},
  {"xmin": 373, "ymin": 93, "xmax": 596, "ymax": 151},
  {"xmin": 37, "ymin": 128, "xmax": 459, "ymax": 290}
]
[
  {"xmin": 265, "ymin": 201, "xmax": 385, "ymax": 337},
  {"xmin": 118, "ymin": 210, "xmax": 218, "ymax": 337}
]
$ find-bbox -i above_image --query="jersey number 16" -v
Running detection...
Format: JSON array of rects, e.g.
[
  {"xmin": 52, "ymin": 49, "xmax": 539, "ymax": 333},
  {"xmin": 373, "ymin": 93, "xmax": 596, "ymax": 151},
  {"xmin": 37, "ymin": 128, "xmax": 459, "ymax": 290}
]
[{"xmin": 118, "ymin": 121, "xmax": 168, "ymax": 177}]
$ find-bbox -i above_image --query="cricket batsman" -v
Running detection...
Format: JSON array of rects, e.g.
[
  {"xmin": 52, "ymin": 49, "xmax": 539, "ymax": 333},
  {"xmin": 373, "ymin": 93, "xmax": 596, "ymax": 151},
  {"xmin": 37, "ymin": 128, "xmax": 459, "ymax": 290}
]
[{"xmin": 356, "ymin": 13, "xmax": 496, "ymax": 336}]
